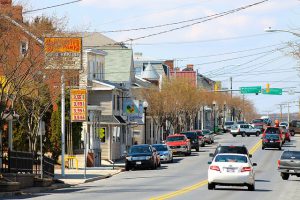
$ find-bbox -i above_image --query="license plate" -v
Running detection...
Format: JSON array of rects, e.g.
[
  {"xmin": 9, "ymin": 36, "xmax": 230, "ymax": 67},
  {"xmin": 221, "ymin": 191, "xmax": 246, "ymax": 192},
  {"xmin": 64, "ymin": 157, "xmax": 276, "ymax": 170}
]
[
  {"xmin": 227, "ymin": 168, "xmax": 235, "ymax": 173},
  {"xmin": 270, "ymin": 141, "xmax": 274, "ymax": 143},
  {"xmin": 172, "ymin": 150, "xmax": 177, "ymax": 153},
  {"xmin": 136, "ymin": 161, "xmax": 141, "ymax": 165}
]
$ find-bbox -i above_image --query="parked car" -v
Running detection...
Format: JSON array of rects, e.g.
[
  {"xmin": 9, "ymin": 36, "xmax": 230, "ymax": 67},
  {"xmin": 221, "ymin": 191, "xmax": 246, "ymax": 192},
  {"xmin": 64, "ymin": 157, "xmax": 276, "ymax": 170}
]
[
  {"xmin": 251, "ymin": 118, "xmax": 266, "ymax": 132},
  {"xmin": 262, "ymin": 127, "xmax": 285, "ymax": 143},
  {"xmin": 223, "ymin": 121, "xmax": 235, "ymax": 132},
  {"xmin": 207, "ymin": 153, "xmax": 257, "ymax": 191},
  {"xmin": 152, "ymin": 144, "xmax": 173, "ymax": 163},
  {"xmin": 288, "ymin": 120, "xmax": 300, "ymax": 136},
  {"xmin": 125, "ymin": 144, "xmax": 160, "ymax": 171},
  {"xmin": 262, "ymin": 134, "xmax": 282, "ymax": 150},
  {"xmin": 209, "ymin": 144, "xmax": 252, "ymax": 158},
  {"xmin": 279, "ymin": 125, "xmax": 291, "ymax": 142},
  {"xmin": 278, "ymin": 150, "xmax": 300, "ymax": 180},
  {"xmin": 194, "ymin": 130, "xmax": 206, "ymax": 147},
  {"xmin": 202, "ymin": 129, "xmax": 214, "ymax": 144},
  {"xmin": 231, "ymin": 124, "xmax": 261, "ymax": 137},
  {"xmin": 181, "ymin": 131, "xmax": 201, "ymax": 152},
  {"xmin": 166, "ymin": 134, "xmax": 191, "ymax": 156}
]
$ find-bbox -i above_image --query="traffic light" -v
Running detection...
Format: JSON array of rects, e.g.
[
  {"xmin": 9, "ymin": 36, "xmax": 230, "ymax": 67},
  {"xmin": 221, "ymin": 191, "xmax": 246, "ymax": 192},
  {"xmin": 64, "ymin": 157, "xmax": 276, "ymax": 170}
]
[{"xmin": 266, "ymin": 83, "xmax": 270, "ymax": 93}]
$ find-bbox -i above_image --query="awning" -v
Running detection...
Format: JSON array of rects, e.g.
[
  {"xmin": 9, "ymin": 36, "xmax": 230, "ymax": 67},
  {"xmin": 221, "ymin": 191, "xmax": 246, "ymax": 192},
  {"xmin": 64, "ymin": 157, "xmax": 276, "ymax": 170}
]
[{"xmin": 100, "ymin": 115, "xmax": 127, "ymax": 125}]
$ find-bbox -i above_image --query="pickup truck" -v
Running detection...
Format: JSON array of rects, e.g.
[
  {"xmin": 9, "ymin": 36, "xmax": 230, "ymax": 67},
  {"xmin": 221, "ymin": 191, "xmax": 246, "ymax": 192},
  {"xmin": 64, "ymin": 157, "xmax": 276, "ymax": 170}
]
[{"xmin": 278, "ymin": 150, "xmax": 300, "ymax": 180}]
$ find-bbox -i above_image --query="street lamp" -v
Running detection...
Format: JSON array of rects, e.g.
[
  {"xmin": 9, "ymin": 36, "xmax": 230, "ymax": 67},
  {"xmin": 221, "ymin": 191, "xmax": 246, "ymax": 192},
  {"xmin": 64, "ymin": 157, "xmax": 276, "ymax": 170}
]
[
  {"xmin": 265, "ymin": 27, "xmax": 300, "ymax": 37},
  {"xmin": 223, "ymin": 101, "xmax": 227, "ymax": 126},
  {"xmin": 143, "ymin": 101, "xmax": 149, "ymax": 144},
  {"xmin": 212, "ymin": 100, "xmax": 216, "ymax": 134}
]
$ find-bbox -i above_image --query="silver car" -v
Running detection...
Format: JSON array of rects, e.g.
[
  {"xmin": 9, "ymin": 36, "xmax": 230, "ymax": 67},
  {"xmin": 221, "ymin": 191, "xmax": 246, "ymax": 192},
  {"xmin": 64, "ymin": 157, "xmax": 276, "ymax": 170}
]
[
  {"xmin": 152, "ymin": 144, "xmax": 173, "ymax": 163},
  {"xmin": 231, "ymin": 124, "xmax": 261, "ymax": 137}
]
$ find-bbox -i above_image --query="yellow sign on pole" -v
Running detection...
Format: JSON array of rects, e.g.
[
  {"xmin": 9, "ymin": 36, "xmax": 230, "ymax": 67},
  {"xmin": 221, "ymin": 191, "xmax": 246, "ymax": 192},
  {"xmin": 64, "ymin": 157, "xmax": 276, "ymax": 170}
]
[{"xmin": 70, "ymin": 89, "xmax": 87, "ymax": 122}]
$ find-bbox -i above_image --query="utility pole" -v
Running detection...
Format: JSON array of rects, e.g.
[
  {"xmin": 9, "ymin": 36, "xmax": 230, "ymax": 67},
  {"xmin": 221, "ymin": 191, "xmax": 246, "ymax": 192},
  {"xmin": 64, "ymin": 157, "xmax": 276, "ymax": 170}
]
[
  {"xmin": 61, "ymin": 71, "xmax": 65, "ymax": 177},
  {"xmin": 287, "ymin": 102, "xmax": 290, "ymax": 123},
  {"xmin": 230, "ymin": 77, "xmax": 233, "ymax": 121}
]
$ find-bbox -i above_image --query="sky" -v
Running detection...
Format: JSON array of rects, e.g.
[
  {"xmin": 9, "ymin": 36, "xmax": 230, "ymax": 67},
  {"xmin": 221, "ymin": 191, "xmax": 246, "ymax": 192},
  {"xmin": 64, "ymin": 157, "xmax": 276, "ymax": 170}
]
[{"xmin": 20, "ymin": 0, "xmax": 300, "ymax": 115}]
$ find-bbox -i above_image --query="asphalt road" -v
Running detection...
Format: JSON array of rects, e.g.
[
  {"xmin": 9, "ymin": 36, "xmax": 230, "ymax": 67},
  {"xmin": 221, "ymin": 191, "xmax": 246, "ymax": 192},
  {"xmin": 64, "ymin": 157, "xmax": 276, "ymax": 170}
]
[{"xmin": 11, "ymin": 133, "xmax": 300, "ymax": 200}]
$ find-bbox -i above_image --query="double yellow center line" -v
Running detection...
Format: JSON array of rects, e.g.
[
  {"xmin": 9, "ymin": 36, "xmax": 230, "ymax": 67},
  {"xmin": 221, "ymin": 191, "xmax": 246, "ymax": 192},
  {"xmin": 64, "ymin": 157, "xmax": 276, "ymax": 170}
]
[{"xmin": 149, "ymin": 140, "xmax": 262, "ymax": 200}]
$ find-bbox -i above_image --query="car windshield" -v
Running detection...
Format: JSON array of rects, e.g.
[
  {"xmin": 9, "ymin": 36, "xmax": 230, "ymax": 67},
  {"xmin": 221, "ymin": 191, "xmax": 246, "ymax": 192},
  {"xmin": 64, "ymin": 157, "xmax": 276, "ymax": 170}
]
[
  {"xmin": 167, "ymin": 136, "xmax": 185, "ymax": 142},
  {"xmin": 225, "ymin": 122, "xmax": 234, "ymax": 125},
  {"xmin": 152, "ymin": 145, "xmax": 168, "ymax": 151},
  {"xmin": 265, "ymin": 127, "xmax": 280, "ymax": 134},
  {"xmin": 215, "ymin": 155, "xmax": 248, "ymax": 163},
  {"xmin": 252, "ymin": 119, "xmax": 263, "ymax": 123},
  {"xmin": 281, "ymin": 151, "xmax": 300, "ymax": 160},
  {"xmin": 129, "ymin": 146, "xmax": 151, "ymax": 154},
  {"xmin": 280, "ymin": 122, "xmax": 288, "ymax": 126},
  {"xmin": 215, "ymin": 146, "xmax": 248, "ymax": 155},
  {"xmin": 265, "ymin": 134, "xmax": 279, "ymax": 140},
  {"xmin": 237, "ymin": 121, "xmax": 245, "ymax": 124},
  {"xmin": 182, "ymin": 132, "xmax": 197, "ymax": 139}
]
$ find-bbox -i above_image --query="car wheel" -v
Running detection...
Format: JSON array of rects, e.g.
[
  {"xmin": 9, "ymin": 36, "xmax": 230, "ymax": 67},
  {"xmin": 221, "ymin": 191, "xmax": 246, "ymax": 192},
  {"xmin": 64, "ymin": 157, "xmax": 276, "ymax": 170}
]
[
  {"xmin": 211, "ymin": 140, "xmax": 214, "ymax": 144},
  {"xmin": 158, "ymin": 161, "xmax": 161, "ymax": 167},
  {"xmin": 201, "ymin": 143, "xmax": 205, "ymax": 147},
  {"xmin": 208, "ymin": 183, "xmax": 215, "ymax": 190},
  {"xmin": 233, "ymin": 134, "xmax": 237, "ymax": 137},
  {"xmin": 262, "ymin": 146, "xmax": 265, "ymax": 150},
  {"xmin": 281, "ymin": 172, "xmax": 289, "ymax": 180},
  {"xmin": 290, "ymin": 131, "xmax": 295, "ymax": 136},
  {"xmin": 125, "ymin": 164, "xmax": 131, "ymax": 171},
  {"xmin": 170, "ymin": 157, "xmax": 174, "ymax": 163},
  {"xmin": 196, "ymin": 147, "xmax": 200, "ymax": 152},
  {"xmin": 242, "ymin": 132, "xmax": 246, "ymax": 137},
  {"xmin": 256, "ymin": 132, "xmax": 260, "ymax": 137},
  {"xmin": 247, "ymin": 134, "xmax": 250, "ymax": 137},
  {"xmin": 248, "ymin": 184, "xmax": 255, "ymax": 191},
  {"xmin": 279, "ymin": 146, "xmax": 282, "ymax": 150}
]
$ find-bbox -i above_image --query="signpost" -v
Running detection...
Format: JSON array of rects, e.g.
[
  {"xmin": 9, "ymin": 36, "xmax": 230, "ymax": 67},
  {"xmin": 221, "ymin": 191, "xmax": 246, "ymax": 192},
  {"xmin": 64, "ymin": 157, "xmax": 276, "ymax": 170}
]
[
  {"xmin": 261, "ymin": 88, "xmax": 282, "ymax": 95},
  {"xmin": 240, "ymin": 86, "xmax": 261, "ymax": 94}
]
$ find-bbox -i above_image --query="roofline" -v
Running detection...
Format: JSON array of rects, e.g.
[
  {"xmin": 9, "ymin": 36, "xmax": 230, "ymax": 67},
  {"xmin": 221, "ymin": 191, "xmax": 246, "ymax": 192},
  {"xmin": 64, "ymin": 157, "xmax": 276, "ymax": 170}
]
[
  {"xmin": 1, "ymin": 14, "xmax": 43, "ymax": 45},
  {"xmin": 84, "ymin": 48, "xmax": 107, "ymax": 56}
]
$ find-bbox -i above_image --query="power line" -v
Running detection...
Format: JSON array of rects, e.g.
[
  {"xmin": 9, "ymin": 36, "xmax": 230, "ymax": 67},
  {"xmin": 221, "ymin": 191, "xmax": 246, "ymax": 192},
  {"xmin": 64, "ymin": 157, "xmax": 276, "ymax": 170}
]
[
  {"xmin": 120, "ymin": 0, "xmax": 269, "ymax": 43},
  {"xmin": 23, "ymin": 0, "xmax": 82, "ymax": 14}
]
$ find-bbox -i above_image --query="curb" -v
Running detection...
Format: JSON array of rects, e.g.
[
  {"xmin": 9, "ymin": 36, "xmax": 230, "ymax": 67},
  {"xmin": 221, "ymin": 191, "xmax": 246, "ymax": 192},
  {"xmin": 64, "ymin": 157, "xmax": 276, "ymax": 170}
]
[
  {"xmin": 0, "ymin": 169, "xmax": 124, "ymax": 198},
  {"xmin": 83, "ymin": 168, "xmax": 124, "ymax": 183}
]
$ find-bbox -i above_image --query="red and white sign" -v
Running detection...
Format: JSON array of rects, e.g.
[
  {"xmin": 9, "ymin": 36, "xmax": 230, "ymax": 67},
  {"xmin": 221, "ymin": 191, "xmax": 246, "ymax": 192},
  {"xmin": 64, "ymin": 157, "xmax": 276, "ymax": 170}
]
[{"xmin": 70, "ymin": 89, "xmax": 87, "ymax": 122}]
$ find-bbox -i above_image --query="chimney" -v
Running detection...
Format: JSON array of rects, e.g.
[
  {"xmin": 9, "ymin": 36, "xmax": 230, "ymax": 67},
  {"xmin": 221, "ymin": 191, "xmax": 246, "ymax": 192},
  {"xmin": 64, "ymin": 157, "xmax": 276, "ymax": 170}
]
[
  {"xmin": 187, "ymin": 64, "xmax": 194, "ymax": 70},
  {"xmin": 0, "ymin": 0, "xmax": 23, "ymax": 22},
  {"xmin": 164, "ymin": 60, "xmax": 174, "ymax": 71}
]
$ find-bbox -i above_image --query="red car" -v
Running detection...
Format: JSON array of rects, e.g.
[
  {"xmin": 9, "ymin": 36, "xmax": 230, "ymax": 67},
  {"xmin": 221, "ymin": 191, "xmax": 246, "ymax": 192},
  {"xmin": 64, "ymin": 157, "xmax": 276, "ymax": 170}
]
[
  {"xmin": 166, "ymin": 134, "xmax": 191, "ymax": 156},
  {"xmin": 262, "ymin": 127, "xmax": 285, "ymax": 143}
]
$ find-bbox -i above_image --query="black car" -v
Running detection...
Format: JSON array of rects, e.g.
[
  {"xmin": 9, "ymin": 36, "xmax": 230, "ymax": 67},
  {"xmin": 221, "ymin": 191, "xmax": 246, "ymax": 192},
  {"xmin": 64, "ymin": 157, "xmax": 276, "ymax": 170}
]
[
  {"xmin": 278, "ymin": 150, "xmax": 300, "ymax": 180},
  {"xmin": 209, "ymin": 144, "xmax": 252, "ymax": 158},
  {"xmin": 181, "ymin": 131, "xmax": 200, "ymax": 152},
  {"xmin": 125, "ymin": 144, "xmax": 160, "ymax": 171},
  {"xmin": 262, "ymin": 134, "xmax": 282, "ymax": 150}
]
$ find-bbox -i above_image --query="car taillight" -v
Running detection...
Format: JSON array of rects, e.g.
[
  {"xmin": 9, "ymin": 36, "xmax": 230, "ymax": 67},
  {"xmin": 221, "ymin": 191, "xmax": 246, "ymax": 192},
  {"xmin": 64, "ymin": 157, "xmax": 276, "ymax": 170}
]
[
  {"xmin": 241, "ymin": 167, "xmax": 252, "ymax": 172},
  {"xmin": 263, "ymin": 139, "xmax": 268, "ymax": 142},
  {"xmin": 209, "ymin": 165, "xmax": 220, "ymax": 171},
  {"xmin": 275, "ymin": 140, "xmax": 281, "ymax": 143},
  {"xmin": 277, "ymin": 160, "xmax": 280, "ymax": 168},
  {"xmin": 238, "ymin": 128, "xmax": 240, "ymax": 132}
]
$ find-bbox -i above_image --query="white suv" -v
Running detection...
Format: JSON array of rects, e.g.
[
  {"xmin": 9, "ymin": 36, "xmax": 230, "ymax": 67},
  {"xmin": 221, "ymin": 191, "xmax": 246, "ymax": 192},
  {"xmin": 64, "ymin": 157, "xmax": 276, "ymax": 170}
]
[{"xmin": 231, "ymin": 124, "xmax": 261, "ymax": 137}]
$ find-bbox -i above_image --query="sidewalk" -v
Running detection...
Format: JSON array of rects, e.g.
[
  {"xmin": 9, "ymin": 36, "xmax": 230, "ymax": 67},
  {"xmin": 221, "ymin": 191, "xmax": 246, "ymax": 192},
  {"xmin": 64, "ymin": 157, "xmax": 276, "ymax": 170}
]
[{"xmin": 54, "ymin": 166, "xmax": 124, "ymax": 185}]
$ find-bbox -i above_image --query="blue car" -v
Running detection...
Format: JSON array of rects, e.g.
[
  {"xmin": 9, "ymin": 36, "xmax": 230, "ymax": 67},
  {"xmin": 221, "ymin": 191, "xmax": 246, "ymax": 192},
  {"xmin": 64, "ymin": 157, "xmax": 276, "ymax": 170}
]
[{"xmin": 152, "ymin": 144, "xmax": 173, "ymax": 163}]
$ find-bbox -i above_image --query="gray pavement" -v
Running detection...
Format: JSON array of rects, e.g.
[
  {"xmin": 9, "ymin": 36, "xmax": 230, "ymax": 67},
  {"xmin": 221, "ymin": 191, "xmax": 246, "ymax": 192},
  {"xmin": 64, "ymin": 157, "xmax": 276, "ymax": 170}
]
[{"xmin": 4, "ymin": 134, "xmax": 300, "ymax": 200}]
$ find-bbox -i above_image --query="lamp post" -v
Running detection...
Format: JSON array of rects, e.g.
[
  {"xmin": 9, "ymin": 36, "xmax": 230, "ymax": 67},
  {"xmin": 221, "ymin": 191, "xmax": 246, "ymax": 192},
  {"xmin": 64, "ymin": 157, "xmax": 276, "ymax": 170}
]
[
  {"xmin": 223, "ymin": 101, "xmax": 226, "ymax": 126},
  {"xmin": 143, "ymin": 101, "xmax": 148, "ymax": 144},
  {"xmin": 265, "ymin": 28, "xmax": 300, "ymax": 37},
  {"xmin": 212, "ymin": 100, "xmax": 216, "ymax": 134}
]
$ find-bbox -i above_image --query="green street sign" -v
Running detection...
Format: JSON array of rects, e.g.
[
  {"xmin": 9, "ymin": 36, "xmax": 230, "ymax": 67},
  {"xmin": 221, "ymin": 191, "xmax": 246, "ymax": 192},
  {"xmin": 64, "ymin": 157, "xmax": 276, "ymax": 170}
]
[
  {"xmin": 261, "ymin": 88, "xmax": 282, "ymax": 95},
  {"xmin": 240, "ymin": 86, "xmax": 261, "ymax": 94}
]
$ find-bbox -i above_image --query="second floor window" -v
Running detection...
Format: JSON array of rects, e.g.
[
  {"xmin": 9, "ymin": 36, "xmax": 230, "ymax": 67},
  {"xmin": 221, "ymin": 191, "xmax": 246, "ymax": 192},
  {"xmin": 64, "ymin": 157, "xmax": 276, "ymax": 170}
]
[{"xmin": 20, "ymin": 41, "xmax": 28, "ymax": 57}]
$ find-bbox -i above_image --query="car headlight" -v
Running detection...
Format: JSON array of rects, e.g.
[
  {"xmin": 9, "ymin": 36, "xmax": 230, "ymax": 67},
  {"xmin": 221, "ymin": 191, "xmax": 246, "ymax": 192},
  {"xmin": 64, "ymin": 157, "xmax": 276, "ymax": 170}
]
[
  {"xmin": 126, "ymin": 156, "xmax": 132, "ymax": 161},
  {"xmin": 145, "ymin": 156, "xmax": 151, "ymax": 160}
]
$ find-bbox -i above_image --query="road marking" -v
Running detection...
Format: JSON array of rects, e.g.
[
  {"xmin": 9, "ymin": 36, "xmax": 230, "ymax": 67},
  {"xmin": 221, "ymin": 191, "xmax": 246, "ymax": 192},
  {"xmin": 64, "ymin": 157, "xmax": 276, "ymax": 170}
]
[{"xmin": 149, "ymin": 139, "xmax": 262, "ymax": 200}]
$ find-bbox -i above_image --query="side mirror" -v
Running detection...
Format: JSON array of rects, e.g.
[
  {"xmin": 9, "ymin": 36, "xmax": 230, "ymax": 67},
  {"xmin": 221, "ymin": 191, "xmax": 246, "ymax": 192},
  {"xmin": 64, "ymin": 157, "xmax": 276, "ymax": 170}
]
[
  {"xmin": 252, "ymin": 163, "xmax": 257, "ymax": 166},
  {"xmin": 209, "ymin": 153, "xmax": 214, "ymax": 157},
  {"xmin": 208, "ymin": 161, "xmax": 212, "ymax": 164},
  {"xmin": 249, "ymin": 154, "xmax": 252, "ymax": 158}
]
